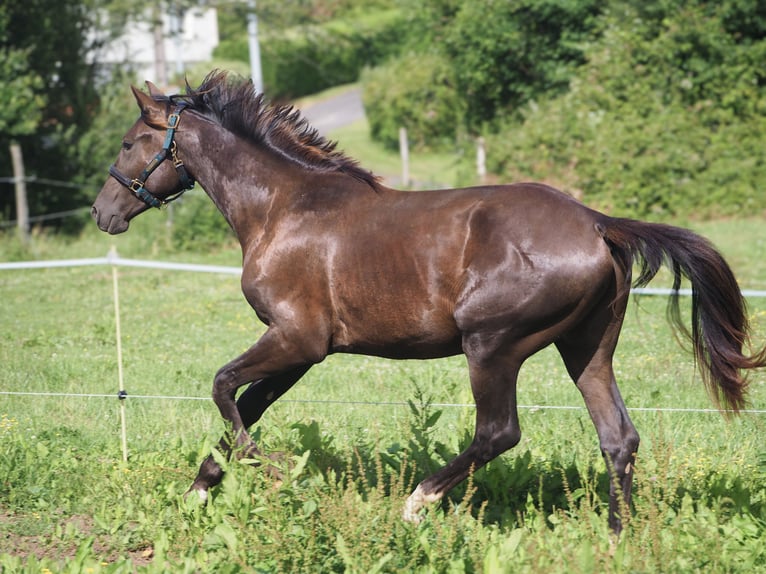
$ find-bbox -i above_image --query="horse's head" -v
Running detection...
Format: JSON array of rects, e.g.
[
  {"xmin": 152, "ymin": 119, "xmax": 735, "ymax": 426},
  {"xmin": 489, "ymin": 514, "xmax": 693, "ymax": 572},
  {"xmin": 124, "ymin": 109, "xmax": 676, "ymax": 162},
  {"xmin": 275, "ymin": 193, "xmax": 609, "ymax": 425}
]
[{"xmin": 91, "ymin": 83, "xmax": 195, "ymax": 234}]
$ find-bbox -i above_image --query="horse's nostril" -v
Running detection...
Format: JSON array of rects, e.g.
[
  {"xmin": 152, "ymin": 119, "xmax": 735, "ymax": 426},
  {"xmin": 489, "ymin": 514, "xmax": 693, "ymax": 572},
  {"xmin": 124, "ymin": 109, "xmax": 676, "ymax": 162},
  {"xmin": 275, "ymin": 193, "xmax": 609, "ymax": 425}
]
[{"xmin": 91, "ymin": 205, "xmax": 98, "ymax": 220}]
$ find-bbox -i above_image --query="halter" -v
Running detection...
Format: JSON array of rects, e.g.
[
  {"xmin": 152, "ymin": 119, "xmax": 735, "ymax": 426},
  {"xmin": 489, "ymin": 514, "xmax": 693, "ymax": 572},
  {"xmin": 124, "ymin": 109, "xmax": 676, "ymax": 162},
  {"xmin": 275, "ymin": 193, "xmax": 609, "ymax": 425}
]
[{"xmin": 108, "ymin": 103, "xmax": 195, "ymax": 208}]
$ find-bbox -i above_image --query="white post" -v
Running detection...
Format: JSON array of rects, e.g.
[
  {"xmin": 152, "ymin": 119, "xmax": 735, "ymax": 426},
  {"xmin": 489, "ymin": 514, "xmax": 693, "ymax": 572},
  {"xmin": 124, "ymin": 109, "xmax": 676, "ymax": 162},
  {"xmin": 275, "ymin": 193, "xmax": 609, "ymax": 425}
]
[
  {"xmin": 247, "ymin": 0, "xmax": 264, "ymax": 93},
  {"xmin": 170, "ymin": 2, "xmax": 185, "ymax": 77},
  {"xmin": 399, "ymin": 127, "xmax": 410, "ymax": 188},
  {"xmin": 152, "ymin": 6, "xmax": 168, "ymax": 87},
  {"xmin": 110, "ymin": 247, "xmax": 129, "ymax": 463},
  {"xmin": 476, "ymin": 137, "xmax": 487, "ymax": 183}
]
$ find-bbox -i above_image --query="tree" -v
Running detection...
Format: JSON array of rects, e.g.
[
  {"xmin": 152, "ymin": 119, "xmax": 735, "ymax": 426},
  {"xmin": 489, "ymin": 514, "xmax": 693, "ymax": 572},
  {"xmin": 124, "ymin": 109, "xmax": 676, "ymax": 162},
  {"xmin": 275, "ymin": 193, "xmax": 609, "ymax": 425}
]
[
  {"xmin": 0, "ymin": 0, "xmax": 105, "ymax": 228},
  {"xmin": 0, "ymin": 17, "xmax": 46, "ymax": 139},
  {"xmin": 443, "ymin": 0, "xmax": 603, "ymax": 128}
]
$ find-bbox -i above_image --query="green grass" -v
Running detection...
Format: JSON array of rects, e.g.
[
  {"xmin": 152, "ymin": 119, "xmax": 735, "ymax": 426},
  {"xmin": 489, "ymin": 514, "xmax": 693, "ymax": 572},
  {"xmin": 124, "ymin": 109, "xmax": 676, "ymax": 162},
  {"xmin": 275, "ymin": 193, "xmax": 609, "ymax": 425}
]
[
  {"xmin": 327, "ymin": 116, "xmax": 466, "ymax": 189},
  {"xmin": 295, "ymin": 83, "xmax": 469, "ymax": 190},
  {"xmin": 1, "ymin": 219, "xmax": 766, "ymax": 572}
]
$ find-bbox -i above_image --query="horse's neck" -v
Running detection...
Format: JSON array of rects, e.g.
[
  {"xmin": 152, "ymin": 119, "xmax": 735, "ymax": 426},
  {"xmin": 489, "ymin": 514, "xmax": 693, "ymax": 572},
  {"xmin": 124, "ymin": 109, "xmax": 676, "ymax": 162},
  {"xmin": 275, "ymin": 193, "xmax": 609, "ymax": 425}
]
[
  {"xmin": 177, "ymin": 112, "xmax": 379, "ymax": 250},
  {"xmin": 178, "ymin": 113, "xmax": 284, "ymax": 244}
]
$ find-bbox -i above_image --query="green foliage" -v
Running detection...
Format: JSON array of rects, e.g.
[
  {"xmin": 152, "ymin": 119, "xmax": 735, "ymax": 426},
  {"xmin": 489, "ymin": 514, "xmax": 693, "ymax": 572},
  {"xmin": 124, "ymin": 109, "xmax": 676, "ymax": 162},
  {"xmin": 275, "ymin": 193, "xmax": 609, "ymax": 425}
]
[
  {"xmin": 72, "ymin": 71, "xmax": 141, "ymax": 190},
  {"xmin": 0, "ymin": 0, "xmax": 103, "ymax": 228},
  {"xmin": 218, "ymin": 0, "xmax": 398, "ymax": 38},
  {"xmin": 170, "ymin": 190, "xmax": 236, "ymax": 251},
  {"xmin": 363, "ymin": 0, "xmax": 603, "ymax": 150},
  {"xmin": 356, "ymin": 0, "xmax": 766, "ymax": 219},
  {"xmin": 215, "ymin": 9, "xmax": 405, "ymax": 99},
  {"xmin": 361, "ymin": 51, "xmax": 466, "ymax": 151},
  {"xmin": 481, "ymin": 2, "xmax": 766, "ymax": 219},
  {"xmin": 0, "ymin": 5, "xmax": 46, "ymax": 137},
  {"xmin": 442, "ymin": 0, "xmax": 604, "ymax": 128}
]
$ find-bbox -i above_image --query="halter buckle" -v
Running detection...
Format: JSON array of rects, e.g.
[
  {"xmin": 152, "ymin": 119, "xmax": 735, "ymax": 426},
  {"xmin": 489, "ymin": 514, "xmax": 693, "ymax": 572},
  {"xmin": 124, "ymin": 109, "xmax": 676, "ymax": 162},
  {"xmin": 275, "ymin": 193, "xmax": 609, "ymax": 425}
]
[{"xmin": 167, "ymin": 113, "xmax": 181, "ymax": 129}]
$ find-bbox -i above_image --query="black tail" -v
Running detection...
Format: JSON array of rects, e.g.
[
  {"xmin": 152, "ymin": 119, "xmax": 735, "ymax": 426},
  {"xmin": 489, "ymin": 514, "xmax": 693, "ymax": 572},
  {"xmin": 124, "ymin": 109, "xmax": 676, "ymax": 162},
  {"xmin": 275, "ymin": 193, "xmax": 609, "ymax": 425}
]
[{"xmin": 598, "ymin": 217, "xmax": 766, "ymax": 412}]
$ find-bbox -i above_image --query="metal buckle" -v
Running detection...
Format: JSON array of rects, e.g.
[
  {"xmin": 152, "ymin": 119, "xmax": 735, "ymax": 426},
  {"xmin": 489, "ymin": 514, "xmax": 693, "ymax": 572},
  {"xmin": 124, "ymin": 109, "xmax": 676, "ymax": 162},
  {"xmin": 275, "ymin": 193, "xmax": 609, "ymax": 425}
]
[
  {"xmin": 167, "ymin": 113, "xmax": 181, "ymax": 129},
  {"xmin": 129, "ymin": 179, "xmax": 144, "ymax": 192}
]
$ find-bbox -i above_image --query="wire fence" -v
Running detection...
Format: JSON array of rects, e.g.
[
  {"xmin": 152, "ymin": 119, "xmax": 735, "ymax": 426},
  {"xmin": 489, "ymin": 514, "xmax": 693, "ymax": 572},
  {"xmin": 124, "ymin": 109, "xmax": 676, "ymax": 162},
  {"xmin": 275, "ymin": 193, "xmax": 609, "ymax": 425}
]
[
  {"xmin": 0, "ymin": 175, "xmax": 97, "ymax": 228},
  {"xmin": 2, "ymin": 251, "xmax": 766, "ymax": 460},
  {"xmin": 2, "ymin": 390, "xmax": 766, "ymax": 415}
]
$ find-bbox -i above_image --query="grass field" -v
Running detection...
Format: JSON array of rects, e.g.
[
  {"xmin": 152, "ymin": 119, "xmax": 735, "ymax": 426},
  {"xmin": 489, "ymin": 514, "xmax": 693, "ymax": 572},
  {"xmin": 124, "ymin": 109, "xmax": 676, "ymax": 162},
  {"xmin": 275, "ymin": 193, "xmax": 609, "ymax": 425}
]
[{"xmin": 1, "ymin": 217, "xmax": 766, "ymax": 572}]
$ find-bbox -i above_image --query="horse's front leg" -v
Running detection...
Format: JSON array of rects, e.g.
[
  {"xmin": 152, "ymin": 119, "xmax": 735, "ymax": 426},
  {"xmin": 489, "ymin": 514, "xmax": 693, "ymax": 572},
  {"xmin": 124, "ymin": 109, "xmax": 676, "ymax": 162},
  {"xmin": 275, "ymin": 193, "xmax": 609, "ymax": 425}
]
[
  {"xmin": 187, "ymin": 327, "xmax": 323, "ymax": 501},
  {"xmin": 186, "ymin": 365, "xmax": 312, "ymax": 500}
]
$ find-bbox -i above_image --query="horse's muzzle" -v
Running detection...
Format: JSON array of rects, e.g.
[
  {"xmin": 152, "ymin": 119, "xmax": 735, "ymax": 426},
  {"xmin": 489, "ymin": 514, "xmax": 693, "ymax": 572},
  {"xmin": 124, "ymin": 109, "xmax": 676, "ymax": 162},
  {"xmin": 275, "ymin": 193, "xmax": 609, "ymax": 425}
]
[{"xmin": 91, "ymin": 205, "xmax": 129, "ymax": 235}]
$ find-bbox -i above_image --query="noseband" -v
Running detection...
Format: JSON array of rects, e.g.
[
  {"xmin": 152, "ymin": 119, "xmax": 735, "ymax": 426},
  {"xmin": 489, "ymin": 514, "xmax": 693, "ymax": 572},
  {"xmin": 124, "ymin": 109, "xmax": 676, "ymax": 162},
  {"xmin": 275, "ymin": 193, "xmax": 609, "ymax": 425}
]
[{"xmin": 108, "ymin": 104, "xmax": 195, "ymax": 208}]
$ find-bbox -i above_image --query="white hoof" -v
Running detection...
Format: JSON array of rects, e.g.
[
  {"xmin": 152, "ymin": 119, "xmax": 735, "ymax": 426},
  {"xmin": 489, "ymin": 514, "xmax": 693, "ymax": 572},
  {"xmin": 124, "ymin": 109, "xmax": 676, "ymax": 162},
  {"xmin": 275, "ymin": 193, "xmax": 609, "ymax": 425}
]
[
  {"xmin": 184, "ymin": 487, "xmax": 208, "ymax": 505},
  {"xmin": 403, "ymin": 485, "xmax": 440, "ymax": 523}
]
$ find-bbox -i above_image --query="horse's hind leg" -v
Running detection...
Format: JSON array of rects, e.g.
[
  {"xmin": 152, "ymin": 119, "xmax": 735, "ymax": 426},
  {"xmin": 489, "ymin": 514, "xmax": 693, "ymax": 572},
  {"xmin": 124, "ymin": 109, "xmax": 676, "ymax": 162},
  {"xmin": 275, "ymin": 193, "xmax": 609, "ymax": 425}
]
[
  {"xmin": 186, "ymin": 365, "xmax": 310, "ymax": 501},
  {"xmin": 404, "ymin": 338, "xmax": 522, "ymax": 522},
  {"xmin": 555, "ymin": 302, "xmax": 639, "ymax": 534}
]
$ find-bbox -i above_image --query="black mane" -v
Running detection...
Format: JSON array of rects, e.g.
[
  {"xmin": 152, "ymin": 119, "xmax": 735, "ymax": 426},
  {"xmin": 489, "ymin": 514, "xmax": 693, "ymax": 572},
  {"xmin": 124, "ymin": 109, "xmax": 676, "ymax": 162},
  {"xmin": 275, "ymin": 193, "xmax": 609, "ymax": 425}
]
[{"xmin": 170, "ymin": 70, "xmax": 379, "ymax": 187}]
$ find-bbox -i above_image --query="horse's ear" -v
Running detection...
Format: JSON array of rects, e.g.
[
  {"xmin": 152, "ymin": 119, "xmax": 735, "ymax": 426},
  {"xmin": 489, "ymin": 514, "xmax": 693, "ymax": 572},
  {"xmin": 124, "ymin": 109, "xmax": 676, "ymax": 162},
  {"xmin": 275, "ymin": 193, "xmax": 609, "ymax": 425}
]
[
  {"xmin": 130, "ymin": 85, "xmax": 165, "ymax": 126},
  {"xmin": 145, "ymin": 81, "xmax": 165, "ymax": 98}
]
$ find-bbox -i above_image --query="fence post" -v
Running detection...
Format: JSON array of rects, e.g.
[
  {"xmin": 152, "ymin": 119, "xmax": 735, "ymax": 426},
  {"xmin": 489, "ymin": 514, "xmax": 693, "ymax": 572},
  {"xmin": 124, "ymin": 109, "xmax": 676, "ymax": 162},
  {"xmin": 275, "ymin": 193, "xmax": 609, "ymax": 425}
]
[
  {"xmin": 10, "ymin": 141, "xmax": 29, "ymax": 244},
  {"xmin": 476, "ymin": 137, "xmax": 487, "ymax": 183},
  {"xmin": 110, "ymin": 246, "xmax": 129, "ymax": 463},
  {"xmin": 399, "ymin": 127, "xmax": 410, "ymax": 188}
]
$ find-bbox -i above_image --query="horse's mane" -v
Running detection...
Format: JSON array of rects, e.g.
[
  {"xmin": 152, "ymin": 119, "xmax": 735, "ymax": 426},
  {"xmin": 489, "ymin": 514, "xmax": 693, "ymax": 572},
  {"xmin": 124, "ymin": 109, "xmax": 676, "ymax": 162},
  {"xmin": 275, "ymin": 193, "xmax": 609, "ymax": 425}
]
[{"xmin": 170, "ymin": 70, "xmax": 380, "ymax": 188}]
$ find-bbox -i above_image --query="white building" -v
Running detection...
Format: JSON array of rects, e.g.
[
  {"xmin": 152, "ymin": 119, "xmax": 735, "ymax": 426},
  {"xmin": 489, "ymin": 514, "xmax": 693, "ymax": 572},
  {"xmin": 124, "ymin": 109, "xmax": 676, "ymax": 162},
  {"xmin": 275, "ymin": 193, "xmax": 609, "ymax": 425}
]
[{"xmin": 95, "ymin": 7, "xmax": 219, "ymax": 87}]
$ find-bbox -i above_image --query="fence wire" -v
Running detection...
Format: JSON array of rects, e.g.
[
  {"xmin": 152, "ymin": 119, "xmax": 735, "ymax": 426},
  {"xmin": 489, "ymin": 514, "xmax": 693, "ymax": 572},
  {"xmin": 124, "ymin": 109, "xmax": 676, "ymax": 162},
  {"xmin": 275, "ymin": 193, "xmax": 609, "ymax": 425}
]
[{"xmin": 2, "ymin": 253, "xmax": 765, "ymax": 423}]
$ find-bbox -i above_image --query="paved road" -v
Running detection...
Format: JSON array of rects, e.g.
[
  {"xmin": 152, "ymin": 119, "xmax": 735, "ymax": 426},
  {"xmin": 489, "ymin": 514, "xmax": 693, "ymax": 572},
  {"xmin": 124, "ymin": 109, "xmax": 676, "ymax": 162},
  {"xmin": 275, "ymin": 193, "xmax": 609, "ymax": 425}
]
[{"xmin": 297, "ymin": 87, "xmax": 365, "ymax": 135}]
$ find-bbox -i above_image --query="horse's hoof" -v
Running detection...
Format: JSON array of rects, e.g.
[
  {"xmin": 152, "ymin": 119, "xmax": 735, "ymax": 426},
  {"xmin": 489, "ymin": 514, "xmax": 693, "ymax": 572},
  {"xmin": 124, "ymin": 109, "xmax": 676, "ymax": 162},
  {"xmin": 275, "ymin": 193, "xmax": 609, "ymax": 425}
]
[
  {"xmin": 402, "ymin": 484, "xmax": 440, "ymax": 523},
  {"xmin": 184, "ymin": 486, "xmax": 209, "ymax": 505},
  {"xmin": 402, "ymin": 504, "xmax": 424, "ymax": 524}
]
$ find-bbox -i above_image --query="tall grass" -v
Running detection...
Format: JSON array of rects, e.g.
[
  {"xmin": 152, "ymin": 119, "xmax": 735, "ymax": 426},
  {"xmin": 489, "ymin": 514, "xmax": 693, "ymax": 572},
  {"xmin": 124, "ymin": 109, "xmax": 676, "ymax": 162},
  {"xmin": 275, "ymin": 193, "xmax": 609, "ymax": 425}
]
[{"xmin": 1, "ymin": 220, "xmax": 766, "ymax": 571}]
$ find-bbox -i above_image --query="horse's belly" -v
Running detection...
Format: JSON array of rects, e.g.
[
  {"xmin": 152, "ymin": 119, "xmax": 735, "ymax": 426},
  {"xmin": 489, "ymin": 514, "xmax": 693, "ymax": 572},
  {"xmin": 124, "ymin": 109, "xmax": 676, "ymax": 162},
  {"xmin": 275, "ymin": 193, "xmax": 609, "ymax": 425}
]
[
  {"xmin": 330, "ymin": 304, "xmax": 462, "ymax": 359},
  {"xmin": 332, "ymin": 337, "xmax": 463, "ymax": 360}
]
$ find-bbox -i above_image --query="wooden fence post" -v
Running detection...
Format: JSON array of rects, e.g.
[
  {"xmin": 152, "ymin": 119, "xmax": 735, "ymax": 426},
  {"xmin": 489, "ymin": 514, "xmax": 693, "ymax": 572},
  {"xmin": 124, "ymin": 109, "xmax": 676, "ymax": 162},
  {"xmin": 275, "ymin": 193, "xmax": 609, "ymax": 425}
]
[{"xmin": 10, "ymin": 141, "xmax": 29, "ymax": 244}]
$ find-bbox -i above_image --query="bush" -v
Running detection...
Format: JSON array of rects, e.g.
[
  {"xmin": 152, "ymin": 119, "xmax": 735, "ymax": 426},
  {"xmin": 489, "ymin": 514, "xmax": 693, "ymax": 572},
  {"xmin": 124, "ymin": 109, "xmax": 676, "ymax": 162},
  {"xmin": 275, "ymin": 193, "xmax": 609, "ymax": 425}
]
[
  {"xmin": 481, "ymin": 2, "xmax": 766, "ymax": 220},
  {"xmin": 169, "ymin": 190, "xmax": 235, "ymax": 251},
  {"xmin": 443, "ymin": 0, "xmax": 603, "ymax": 128},
  {"xmin": 361, "ymin": 51, "xmax": 466, "ymax": 151}
]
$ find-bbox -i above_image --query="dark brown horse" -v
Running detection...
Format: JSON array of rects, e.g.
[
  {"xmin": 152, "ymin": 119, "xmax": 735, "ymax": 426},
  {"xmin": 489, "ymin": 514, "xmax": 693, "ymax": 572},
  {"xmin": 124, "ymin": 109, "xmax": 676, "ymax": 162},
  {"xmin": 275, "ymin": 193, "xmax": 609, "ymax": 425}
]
[{"xmin": 92, "ymin": 71, "xmax": 766, "ymax": 533}]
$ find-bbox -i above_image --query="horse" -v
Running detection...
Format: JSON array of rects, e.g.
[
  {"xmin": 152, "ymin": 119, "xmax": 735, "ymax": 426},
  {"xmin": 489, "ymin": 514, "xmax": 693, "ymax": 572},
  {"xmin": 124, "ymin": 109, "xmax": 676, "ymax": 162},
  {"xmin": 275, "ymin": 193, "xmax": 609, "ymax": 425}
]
[{"xmin": 91, "ymin": 71, "xmax": 766, "ymax": 534}]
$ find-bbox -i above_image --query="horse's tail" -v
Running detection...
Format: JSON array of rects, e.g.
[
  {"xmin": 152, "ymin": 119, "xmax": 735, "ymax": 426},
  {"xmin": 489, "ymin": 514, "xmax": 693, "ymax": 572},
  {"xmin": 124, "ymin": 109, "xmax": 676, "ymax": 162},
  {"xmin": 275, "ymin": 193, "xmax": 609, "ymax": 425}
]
[{"xmin": 597, "ymin": 216, "xmax": 766, "ymax": 413}]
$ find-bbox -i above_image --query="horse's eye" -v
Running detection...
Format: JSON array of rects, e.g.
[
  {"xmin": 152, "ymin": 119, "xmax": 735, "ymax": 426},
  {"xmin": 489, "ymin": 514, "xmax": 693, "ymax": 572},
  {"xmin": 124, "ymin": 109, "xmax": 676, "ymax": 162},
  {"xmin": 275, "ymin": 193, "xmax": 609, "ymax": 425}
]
[{"xmin": 121, "ymin": 141, "xmax": 133, "ymax": 151}]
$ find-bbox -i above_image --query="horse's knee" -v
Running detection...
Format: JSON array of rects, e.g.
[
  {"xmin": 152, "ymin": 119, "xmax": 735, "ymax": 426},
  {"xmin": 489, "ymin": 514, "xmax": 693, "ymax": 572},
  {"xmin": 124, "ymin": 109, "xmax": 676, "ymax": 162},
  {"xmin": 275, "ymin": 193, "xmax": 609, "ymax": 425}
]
[
  {"xmin": 212, "ymin": 366, "xmax": 238, "ymax": 406},
  {"xmin": 475, "ymin": 424, "xmax": 521, "ymax": 462},
  {"xmin": 497, "ymin": 425, "xmax": 522, "ymax": 453}
]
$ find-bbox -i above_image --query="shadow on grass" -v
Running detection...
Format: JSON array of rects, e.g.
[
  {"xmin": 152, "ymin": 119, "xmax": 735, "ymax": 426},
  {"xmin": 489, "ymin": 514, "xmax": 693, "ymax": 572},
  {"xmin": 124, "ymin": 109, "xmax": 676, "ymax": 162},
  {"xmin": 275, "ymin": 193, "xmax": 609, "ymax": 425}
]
[{"xmin": 275, "ymin": 400, "xmax": 766, "ymax": 532}]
